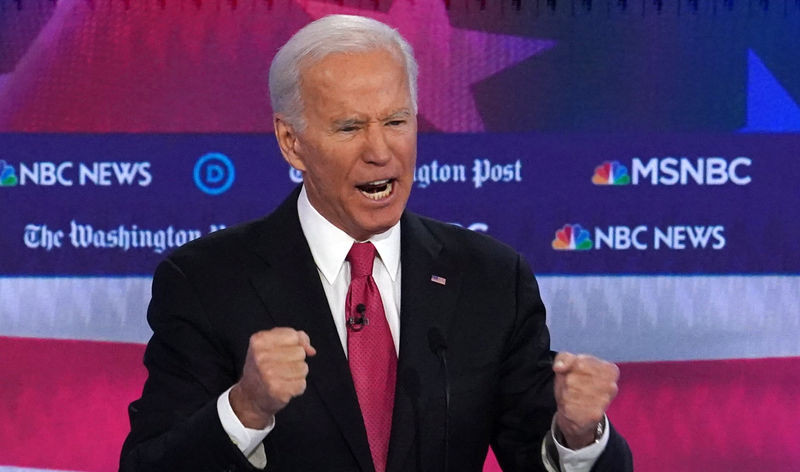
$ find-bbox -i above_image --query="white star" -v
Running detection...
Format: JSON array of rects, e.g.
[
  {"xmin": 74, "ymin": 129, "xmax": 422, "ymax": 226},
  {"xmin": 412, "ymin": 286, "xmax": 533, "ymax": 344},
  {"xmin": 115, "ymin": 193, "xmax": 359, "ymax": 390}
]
[{"xmin": 302, "ymin": 0, "xmax": 555, "ymax": 131}]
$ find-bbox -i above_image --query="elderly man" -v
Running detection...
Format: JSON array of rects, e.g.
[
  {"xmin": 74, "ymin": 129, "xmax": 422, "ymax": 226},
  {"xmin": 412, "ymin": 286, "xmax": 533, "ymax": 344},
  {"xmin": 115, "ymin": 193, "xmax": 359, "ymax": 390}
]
[{"xmin": 120, "ymin": 14, "xmax": 632, "ymax": 472}]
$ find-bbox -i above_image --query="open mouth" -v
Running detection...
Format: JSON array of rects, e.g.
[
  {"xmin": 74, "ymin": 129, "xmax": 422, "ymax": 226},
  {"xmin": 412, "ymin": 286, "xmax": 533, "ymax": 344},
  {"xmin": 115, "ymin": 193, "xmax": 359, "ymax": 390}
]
[{"xmin": 356, "ymin": 179, "xmax": 394, "ymax": 200}]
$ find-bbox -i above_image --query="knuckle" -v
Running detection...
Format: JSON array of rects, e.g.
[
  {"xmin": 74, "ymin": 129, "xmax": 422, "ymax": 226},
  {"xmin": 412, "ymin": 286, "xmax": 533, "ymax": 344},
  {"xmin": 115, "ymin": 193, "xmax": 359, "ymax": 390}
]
[
  {"xmin": 248, "ymin": 333, "xmax": 262, "ymax": 349},
  {"xmin": 270, "ymin": 327, "xmax": 290, "ymax": 340},
  {"xmin": 575, "ymin": 353, "xmax": 592, "ymax": 365},
  {"xmin": 272, "ymin": 327, "xmax": 299, "ymax": 343}
]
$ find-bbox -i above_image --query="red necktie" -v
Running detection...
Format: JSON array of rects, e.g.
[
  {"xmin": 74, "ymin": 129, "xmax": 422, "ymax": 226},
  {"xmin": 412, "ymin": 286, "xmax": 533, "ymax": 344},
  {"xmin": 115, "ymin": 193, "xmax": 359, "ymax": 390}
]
[{"xmin": 346, "ymin": 242, "xmax": 397, "ymax": 472}]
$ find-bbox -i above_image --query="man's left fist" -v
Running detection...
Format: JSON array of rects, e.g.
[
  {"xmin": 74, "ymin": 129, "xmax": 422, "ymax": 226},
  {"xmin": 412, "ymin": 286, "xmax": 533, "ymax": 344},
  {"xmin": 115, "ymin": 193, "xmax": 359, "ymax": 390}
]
[{"xmin": 553, "ymin": 352, "xmax": 620, "ymax": 449}]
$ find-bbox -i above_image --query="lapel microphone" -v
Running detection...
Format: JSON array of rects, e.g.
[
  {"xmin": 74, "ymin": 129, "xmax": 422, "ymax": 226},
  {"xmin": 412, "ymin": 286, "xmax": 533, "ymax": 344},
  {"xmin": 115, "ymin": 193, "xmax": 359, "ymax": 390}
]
[
  {"xmin": 427, "ymin": 328, "xmax": 449, "ymax": 472},
  {"xmin": 347, "ymin": 303, "xmax": 369, "ymax": 331}
]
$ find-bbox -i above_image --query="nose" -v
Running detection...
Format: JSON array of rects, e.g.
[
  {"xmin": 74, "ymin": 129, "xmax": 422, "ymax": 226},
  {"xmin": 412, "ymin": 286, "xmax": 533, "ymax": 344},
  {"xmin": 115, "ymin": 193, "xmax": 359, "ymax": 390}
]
[{"xmin": 362, "ymin": 124, "xmax": 392, "ymax": 165}]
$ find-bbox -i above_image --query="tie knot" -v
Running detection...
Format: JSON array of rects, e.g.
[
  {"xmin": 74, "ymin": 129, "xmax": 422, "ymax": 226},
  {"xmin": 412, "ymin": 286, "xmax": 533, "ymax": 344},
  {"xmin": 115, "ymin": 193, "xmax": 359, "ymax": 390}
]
[{"xmin": 347, "ymin": 242, "xmax": 376, "ymax": 278}]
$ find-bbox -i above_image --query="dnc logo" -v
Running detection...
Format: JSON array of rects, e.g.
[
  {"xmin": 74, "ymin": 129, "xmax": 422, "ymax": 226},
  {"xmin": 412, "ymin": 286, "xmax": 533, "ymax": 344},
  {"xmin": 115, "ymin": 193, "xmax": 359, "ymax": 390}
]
[
  {"xmin": 194, "ymin": 153, "xmax": 235, "ymax": 195},
  {"xmin": 0, "ymin": 160, "xmax": 18, "ymax": 186},
  {"xmin": 552, "ymin": 224, "xmax": 593, "ymax": 251},
  {"xmin": 592, "ymin": 160, "xmax": 630, "ymax": 186}
]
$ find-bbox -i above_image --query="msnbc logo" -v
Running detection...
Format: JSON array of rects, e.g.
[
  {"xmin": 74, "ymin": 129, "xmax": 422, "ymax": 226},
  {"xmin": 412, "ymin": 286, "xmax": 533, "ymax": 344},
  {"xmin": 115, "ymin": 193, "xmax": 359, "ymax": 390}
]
[
  {"xmin": 592, "ymin": 157, "xmax": 751, "ymax": 186},
  {"xmin": 552, "ymin": 224, "xmax": 593, "ymax": 250},
  {"xmin": 592, "ymin": 160, "xmax": 630, "ymax": 185},
  {"xmin": 0, "ymin": 160, "xmax": 18, "ymax": 186}
]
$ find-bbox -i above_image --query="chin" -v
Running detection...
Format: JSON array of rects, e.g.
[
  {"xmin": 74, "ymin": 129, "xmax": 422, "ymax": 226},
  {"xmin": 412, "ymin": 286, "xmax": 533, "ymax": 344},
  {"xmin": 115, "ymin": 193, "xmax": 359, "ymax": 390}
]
[{"xmin": 359, "ymin": 211, "xmax": 403, "ymax": 237}]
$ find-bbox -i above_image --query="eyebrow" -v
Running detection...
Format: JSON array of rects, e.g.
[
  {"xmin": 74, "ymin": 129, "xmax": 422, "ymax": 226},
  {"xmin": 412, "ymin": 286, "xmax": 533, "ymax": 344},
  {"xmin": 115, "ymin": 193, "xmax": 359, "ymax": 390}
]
[
  {"xmin": 332, "ymin": 118, "xmax": 365, "ymax": 129},
  {"xmin": 382, "ymin": 110, "xmax": 413, "ymax": 121},
  {"xmin": 331, "ymin": 109, "xmax": 413, "ymax": 129}
]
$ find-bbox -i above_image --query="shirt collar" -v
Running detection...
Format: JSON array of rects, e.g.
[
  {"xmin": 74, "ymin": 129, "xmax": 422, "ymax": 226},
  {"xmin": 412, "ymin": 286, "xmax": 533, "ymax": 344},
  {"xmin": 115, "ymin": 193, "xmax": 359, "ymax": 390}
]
[{"xmin": 297, "ymin": 185, "xmax": 401, "ymax": 285}]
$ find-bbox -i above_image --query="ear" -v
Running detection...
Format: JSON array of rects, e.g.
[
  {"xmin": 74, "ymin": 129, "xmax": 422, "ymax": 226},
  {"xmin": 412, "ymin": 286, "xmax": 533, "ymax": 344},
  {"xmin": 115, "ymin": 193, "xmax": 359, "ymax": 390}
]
[{"xmin": 274, "ymin": 115, "xmax": 307, "ymax": 172}]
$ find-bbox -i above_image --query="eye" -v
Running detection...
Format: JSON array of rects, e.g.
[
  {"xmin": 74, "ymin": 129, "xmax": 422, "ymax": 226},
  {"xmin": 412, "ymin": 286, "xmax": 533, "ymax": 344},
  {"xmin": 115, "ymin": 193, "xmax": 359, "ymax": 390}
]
[
  {"xmin": 386, "ymin": 120, "xmax": 406, "ymax": 127},
  {"xmin": 338, "ymin": 124, "xmax": 360, "ymax": 133}
]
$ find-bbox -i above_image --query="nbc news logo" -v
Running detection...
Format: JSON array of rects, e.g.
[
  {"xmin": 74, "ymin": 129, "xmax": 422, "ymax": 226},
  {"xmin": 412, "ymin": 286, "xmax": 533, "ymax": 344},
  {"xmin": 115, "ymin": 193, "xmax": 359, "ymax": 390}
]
[
  {"xmin": 0, "ymin": 160, "xmax": 18, "ymax": 186},
  {"xmin": 552, "ymin": 224, "xmax": 593, "ymax": 251},
  {"xmin": 552, "ymin": 223, "xmax": 726, "ymax": 251}
]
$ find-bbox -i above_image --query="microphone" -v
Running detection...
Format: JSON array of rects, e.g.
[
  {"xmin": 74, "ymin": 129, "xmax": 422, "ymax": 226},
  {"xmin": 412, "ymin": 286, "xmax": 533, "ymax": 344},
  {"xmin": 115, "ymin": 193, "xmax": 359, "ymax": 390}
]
[
  {"xmin": 400, "ymin": 368, "xmax": 423, "ymax": 471},
  {"xmin": 427, "ymin": 328, "xmax": 449, "ymax": 472},
  {"xmin": 427, "ymin": 327, "xmax": 447, "ymax": 357},
  {"xmin": 347, "ymin": 303, "xmax": 369, "ymax": 331}
]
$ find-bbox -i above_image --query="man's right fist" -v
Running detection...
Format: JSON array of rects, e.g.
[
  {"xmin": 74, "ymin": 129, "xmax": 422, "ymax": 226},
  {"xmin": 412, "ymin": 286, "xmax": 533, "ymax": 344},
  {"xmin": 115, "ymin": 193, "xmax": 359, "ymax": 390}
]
[{"xmin": 229, "ymin": 328, "xmax": 316, "ymax": 429}]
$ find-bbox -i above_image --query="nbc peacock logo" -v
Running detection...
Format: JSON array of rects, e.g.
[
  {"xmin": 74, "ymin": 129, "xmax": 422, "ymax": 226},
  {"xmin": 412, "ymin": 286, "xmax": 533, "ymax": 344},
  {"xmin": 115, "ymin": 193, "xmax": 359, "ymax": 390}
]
[
  {"xmin": 0, "ymin": 160, "xmax": 18, "ymax": 186},
  {"xmin": 552, "ymin": 224, "xmax": 593, "ymax": 251},
  {"xmin": 592, "ymin": 160, "xmax": 630, "ymax": 185}
]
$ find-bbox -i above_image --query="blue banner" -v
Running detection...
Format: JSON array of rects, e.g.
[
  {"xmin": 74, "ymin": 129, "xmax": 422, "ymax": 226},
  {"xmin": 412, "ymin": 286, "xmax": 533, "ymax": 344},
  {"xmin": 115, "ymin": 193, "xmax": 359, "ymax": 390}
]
[{"xmin": 1, "ymin": 133, "xmax": 798, "ymax": 275}]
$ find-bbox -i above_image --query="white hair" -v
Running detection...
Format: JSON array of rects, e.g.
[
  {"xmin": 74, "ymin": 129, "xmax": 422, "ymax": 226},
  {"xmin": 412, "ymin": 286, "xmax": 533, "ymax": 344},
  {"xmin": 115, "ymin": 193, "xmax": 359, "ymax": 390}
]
[{"xmin": 269, "ymin": 14, "xmax": 418, "ymax": 131}]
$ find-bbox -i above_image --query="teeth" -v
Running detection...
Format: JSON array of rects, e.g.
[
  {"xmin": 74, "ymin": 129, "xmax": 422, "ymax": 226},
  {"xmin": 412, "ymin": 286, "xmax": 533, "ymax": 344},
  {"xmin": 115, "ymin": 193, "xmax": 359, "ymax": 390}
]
[{"xmin": 360, "ymin": 181, "xmax": 393, "ymax": 200}]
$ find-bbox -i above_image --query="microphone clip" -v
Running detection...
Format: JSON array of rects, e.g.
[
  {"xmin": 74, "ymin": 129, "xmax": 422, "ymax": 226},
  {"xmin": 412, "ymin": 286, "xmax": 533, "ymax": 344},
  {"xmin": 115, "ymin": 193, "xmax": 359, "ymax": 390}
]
[{"xmin": 348, "ymin": 303, "xmax": 369, "ymax": 331}]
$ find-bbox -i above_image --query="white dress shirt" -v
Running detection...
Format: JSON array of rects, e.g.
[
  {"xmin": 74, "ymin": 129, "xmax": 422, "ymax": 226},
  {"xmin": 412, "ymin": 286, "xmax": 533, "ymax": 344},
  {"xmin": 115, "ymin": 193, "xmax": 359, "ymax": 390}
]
[{"xmin": 216, "ymin": 186, "xmax": 606, "ymax": 471}]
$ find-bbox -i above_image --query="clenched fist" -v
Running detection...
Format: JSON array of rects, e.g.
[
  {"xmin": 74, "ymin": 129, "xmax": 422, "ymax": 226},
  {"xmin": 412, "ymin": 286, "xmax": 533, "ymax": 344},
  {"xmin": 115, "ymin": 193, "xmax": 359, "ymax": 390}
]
[
  {"xmin": 229, "ymin": 328, "xmax": 317, "ymax": 429},
  {"xmin": 553, "ymin": 352, "xmax": 619, "ymax": 449}
]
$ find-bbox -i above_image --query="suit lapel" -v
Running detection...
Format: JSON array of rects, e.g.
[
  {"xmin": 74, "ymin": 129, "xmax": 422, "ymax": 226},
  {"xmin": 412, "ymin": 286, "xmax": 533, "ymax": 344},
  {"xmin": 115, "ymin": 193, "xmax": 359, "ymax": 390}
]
[
  {"xmin": 246, "ymin": 189, "xmax": 374, "ymax": 472},
  {"xmin": 244, "ymin": 194, "xmax": 463, "ymax": 472},
  {"xmin": 387, "ymin": 213, "xmax": 464, "ymax": 472}
]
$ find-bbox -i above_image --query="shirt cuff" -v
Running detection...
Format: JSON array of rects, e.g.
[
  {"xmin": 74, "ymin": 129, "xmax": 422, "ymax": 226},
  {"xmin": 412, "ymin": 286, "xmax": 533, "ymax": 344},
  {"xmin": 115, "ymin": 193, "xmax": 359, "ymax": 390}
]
[
  {"xmin": 548, "ymin": 415, "xmax": 609, "ymax": 472},
  {"xmin": 217, "ymin": 387, "xmax": 274, "ymax": 466}
]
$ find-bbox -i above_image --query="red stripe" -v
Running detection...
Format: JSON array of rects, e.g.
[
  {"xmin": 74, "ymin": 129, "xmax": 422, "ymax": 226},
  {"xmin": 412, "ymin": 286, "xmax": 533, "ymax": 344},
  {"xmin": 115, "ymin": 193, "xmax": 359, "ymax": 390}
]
[
  {"xmin": 486, "ymin": 357, "xmax": 800, "ymax": 471},
  {"xmin": 607, "ymin": 357, "xmax": 800, "ymax": 471},
  {"xmin": 0, "ymin": 336, "xmax": 147, "ymax": 472},
  {"xmin": 1, "ymin": 337, "xmax": 798, "ymax": 471}
]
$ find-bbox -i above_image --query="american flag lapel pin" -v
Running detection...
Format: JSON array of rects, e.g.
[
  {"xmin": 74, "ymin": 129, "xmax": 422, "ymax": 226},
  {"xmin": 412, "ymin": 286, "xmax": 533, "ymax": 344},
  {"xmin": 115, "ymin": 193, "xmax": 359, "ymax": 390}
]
[{"xmin": 430, "ymin": 275, "xmax": 447, "ymax": 286}]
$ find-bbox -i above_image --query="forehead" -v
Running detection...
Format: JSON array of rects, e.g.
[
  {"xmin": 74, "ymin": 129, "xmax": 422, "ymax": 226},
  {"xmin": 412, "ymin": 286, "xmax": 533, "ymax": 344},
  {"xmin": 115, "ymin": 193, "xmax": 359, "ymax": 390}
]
[{"xmin": 298, "ymin": 48, "xmax": 411, "ymax": 118}]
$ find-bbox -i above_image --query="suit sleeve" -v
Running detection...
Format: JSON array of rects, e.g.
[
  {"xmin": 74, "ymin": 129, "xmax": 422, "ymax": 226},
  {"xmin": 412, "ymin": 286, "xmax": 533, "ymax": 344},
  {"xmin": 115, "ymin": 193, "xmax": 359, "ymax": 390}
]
[
  {"xmin": 119, "ymin": 258, "xmax": 260, "ymax": 472},
  {"xmin": 489, "ymin": 255, "xmax": 633, "ymax": 472}
]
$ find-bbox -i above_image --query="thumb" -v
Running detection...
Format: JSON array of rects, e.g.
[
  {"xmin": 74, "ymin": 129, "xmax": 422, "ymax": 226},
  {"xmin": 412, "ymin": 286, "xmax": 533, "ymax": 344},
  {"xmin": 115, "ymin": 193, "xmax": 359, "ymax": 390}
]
[{"xmin": 553, "ymin": 352, "xmax": 576, "ymax": 374}]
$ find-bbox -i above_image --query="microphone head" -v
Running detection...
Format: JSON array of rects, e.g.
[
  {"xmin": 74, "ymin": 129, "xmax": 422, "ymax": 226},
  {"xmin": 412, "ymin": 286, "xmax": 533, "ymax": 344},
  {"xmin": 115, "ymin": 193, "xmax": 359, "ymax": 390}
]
[
  {"xmin": 427, "ymin": 327, "xmax": 447, "ymax": 354},
  {"xmin": 356, "ymin": 303, "xmax": 366, "ymax": 314}
]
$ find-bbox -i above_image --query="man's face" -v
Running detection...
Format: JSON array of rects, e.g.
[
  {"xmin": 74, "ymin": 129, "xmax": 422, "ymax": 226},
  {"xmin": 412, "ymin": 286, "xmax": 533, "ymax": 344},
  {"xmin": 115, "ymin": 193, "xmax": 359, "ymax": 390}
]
[{"xmin": 275, "ymin": 48, "xmax": 417, "ymax": 241}]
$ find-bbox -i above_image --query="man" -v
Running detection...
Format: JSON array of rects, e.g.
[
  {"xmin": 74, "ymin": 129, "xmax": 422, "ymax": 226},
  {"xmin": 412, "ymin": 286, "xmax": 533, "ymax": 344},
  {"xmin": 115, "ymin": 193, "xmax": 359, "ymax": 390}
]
[{"xmin": 120, "ymin": 14, "xmax": 632, "ymax": 472}]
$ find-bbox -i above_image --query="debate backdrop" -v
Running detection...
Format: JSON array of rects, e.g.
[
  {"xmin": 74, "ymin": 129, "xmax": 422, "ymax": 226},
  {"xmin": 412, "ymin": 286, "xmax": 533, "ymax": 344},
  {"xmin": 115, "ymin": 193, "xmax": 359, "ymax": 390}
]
[{"xmin": 1, "ymin": 1, "xmax": 799, "ymax": 471}]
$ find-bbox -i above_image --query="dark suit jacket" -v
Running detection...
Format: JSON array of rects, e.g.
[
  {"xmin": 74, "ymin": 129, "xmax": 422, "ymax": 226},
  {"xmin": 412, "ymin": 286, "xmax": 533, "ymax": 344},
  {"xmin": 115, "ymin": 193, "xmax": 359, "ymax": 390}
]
[{"xmin": 120, "ymin": 188, "xmax": 632, "ymax": 472}]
